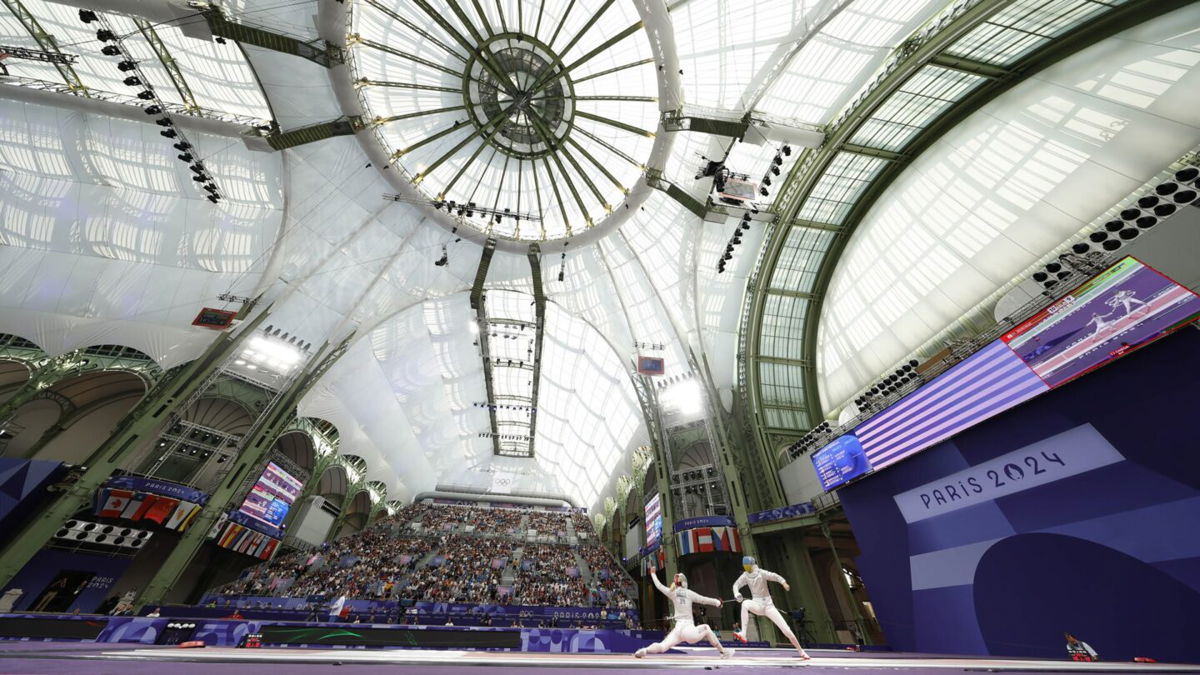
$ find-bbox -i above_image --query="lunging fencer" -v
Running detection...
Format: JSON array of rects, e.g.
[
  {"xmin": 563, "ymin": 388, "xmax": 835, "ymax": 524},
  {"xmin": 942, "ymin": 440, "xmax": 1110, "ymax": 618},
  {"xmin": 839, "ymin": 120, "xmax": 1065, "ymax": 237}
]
[
  {"xmin": 732, "ymin": 556, "xmax": 811, "ymax": 659},
  {"xmin": 635, "ymin": 564, "xmax": 733, "ymax": 659}
]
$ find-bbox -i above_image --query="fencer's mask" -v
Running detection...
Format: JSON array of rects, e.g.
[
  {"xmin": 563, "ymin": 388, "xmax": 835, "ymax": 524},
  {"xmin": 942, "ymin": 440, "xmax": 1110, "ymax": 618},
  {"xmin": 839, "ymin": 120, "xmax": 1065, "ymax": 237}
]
[
  {"xmin": 742, "ymin": 555, "xmax": 757, "ymax": 573},
  {"xmin": 672, "ymin": 572, "xmax": 688, "ymax": 590}
]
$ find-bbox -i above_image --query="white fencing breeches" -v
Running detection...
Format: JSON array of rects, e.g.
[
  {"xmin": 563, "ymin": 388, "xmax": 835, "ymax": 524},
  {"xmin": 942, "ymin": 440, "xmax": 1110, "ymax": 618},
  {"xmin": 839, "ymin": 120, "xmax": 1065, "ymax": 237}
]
[
  {"xmin": 741, "ymin": 599, "xmax": 799, "ymax": 643},
  {"xmin": 642, "ymin": 621, "xmax": 722, "ymax": 653}
]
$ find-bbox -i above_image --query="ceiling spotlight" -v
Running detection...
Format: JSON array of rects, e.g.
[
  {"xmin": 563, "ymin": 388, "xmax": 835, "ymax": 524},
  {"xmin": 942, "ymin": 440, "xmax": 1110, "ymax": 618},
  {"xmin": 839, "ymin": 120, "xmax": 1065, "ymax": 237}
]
[
  {"xmin": 1175, "ymin": 167, "xmax": 1199, "ymax": 183},
  {"xmin": 1119, "ymin": 208, "xmax": 1140, "ymax": 221},
  {"xmin": 759, "ymin": 187, "xmax": 769, "ymax": 197},
  {"xmin": 1071, "ymin": 243, "xmax": 1090, "ymax": 254},
  {"xmin": 192, "ymin": 175, "xmax": 208, "ymax": 182},
  {"xmin": 1089, "ymin": 231, "xmax": 1108, "ymax": 243},
  {"xmin": 173, "ymin": 142, "xmax": 191, "ymax": 151},
  {"xmin": 189, "ymin": 164, "xmax": 205, "ymax": 174},
  {"xmin": 771, "ymin": 165, "xmax": 781, "ymax": 176},
  {"xmin": 1102, "ymin": 239, "xmax": 1121, "ymax": 251},
  {"xmin": 155, "ymin": 117, "xmax": 173, "ymax": 127},
  {"xmin": 117, "ymin": 60, "xmax": 136, "ymax": 72},
  {"xmin": 178, "ymin": 153, "xmax": 193, "ymax": 162},
  {"xmin": 762, "ymin": 176, "xmax": 771, "ymax": 187},
  {"xmin": 96, "ymin": 29, "xmax": 117, "ymax": 42},
  {"xmin": 1118, "ymin": 228, "xmax": 1139, "ymax": 240},
  {"xmin": 204, "ymin": 184, "xmax": 218, "ymax": 193},
  {"xmin": 160, "ymin": 129, "xmax": 177, "ymax": 138},
  {"xmin": 1032, "ymin": 272, "xmax": 1048, "ymax": 283},
  {"xmin": 1174, "ymin": 189, "xmax": 1198, "ymax": 204},
  {"xmin": 79, "ymin": 9, "xmax": 98, "ymax": 22},
  {"xmin": 101, "ymin": 45, "xmax": 121, "ymax": 56},
  {"xmin": 782, "ymin": 145, "xmax": 792, "ymax": 156},
  {"xmin": 1156, "ymin": 182, "xmax": 1179, "ymax": 196},
  {"xmin": 143, "ymin": 105, "xmax": 161, "ymax": 115},
  {"xmin": 136, "ymin": 90, "xmax": 154, "ymax": 100},
  {"xmin": 1045, "ymin": 263, "xmax": 1061, "ymax": 273},
  {"xmin": 207, "ymin": 194, "xmax": 219, "ymax": 204},
  {"xmin": 122, "ymin": 76, "xmax": 141, "ymax": 86},
  {"xmin": 740, "ymin": 221, "xmax": 750, "ymax": 231}
]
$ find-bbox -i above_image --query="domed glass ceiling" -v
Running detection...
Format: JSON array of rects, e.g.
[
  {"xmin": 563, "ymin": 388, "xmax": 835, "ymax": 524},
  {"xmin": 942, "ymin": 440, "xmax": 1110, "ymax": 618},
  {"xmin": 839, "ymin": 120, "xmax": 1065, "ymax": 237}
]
[{"xmin": 349, "ymin": 0, "xmax": 659, "ymax": 241}]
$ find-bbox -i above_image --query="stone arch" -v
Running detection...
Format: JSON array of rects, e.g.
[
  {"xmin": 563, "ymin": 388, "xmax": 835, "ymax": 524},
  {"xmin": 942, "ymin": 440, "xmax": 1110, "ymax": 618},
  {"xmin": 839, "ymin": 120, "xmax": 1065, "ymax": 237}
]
[{"xmin": 316, "ymin": 463, "xmax": 350, "ymax": 505}]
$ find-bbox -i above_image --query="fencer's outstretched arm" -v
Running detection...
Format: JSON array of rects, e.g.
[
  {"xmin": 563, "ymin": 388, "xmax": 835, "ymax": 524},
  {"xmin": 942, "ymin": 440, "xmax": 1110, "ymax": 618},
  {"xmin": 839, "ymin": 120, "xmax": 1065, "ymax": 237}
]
[
  {"xmin": 648, "ymin": 568, "xmax": 672, "ymax": 598},
  {"xmin": 687, "ymin": 589, "xmax": 722, "ymax": 608},
  {"xmin": 732, "ymin": 573, "xmax": 748, "ymax": 601}
]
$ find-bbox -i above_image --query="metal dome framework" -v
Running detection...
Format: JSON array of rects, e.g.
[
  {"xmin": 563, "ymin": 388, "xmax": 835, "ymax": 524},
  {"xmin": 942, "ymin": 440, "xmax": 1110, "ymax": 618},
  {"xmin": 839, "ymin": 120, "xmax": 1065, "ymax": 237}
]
[{"xmin": 348, "ymin": 0, "xmax": 660, "ymax": 242}]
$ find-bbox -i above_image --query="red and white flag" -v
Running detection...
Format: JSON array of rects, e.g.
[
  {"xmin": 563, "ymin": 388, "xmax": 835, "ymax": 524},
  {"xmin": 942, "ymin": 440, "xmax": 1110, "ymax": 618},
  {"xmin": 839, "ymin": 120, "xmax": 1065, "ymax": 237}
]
[{"xmin": 98, "ymin": 489, "xmax": 134, "ymax": 518}]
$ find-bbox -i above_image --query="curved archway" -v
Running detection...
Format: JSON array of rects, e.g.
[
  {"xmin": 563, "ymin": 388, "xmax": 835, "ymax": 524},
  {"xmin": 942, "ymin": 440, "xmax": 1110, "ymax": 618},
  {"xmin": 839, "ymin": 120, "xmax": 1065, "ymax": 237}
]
[
  {"xmin": 316, "ymin": 463, "xmax": 350, "ymax": 506},
  {"xmin": 336, "ymin": 489, "xmax": 372, "ymax": 538},
  {"xmin": 273, "ymin": 431, "xmax": 317, "ymax": 475},
  {"xmin": 0, "ymin": 360, "xmax": 32, "ymax": 403},
  {"xmin": 29, "ymin": 370, "xmax": 148, "ymax": 464}
]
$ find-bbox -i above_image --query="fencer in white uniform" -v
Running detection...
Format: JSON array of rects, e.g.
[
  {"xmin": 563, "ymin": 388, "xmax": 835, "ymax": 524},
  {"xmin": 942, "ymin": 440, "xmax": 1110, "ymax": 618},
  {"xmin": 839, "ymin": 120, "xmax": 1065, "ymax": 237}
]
[
  {"xmin": 635, "ymin": 564, "xmax": 733, "ymax": 659},
  {"xmin": 732, "ymin": 556, "xmax": 811, "ymax": 659}
]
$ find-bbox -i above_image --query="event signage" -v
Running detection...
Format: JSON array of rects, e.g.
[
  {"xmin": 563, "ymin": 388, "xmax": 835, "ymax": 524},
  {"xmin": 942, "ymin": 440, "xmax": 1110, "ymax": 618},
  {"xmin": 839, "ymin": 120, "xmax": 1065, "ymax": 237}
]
[
  {"xmin": 892, "ymin": 423, "xmax": 1124, "ymax": 523},
  {"xmin": 812, "ymin": 435, "xmax": 871, "ymax": 491},
  {"xmin": 748, "ymin": 502, "xmax": 816, "ymax": 525},
  {"xmin": 810, "ymin": 258, "xmax": 1200, "ymax": 493},
  {"xmin": 103, "ymin": 476, "xmax": 210, "ymax": 505},
  {"xmin": 671, "ymin": 515, "xmax": 734, "ymax": 532},
  {"xmin": 1001, "ymin": 256, "xmax": 1200, "ymax": 387}
]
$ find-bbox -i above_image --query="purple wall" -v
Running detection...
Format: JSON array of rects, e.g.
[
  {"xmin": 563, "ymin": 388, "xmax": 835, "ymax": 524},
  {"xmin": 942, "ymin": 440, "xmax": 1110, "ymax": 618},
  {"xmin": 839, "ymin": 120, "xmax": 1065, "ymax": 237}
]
[
  {"xmin": 839, "ymin": 329, "xmax": 1200, "ymax": 663},
  {"xmin": 3, "ymin": 549, "xmax": 132, "ymax": 613}
]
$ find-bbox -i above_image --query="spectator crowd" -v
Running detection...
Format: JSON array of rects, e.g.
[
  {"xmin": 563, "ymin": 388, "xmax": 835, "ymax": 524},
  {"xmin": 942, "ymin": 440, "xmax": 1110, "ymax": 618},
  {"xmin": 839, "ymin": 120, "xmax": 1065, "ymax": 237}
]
[{"xmin": 209, "ymin": 502, "xmax": 636, "ymax": 612}]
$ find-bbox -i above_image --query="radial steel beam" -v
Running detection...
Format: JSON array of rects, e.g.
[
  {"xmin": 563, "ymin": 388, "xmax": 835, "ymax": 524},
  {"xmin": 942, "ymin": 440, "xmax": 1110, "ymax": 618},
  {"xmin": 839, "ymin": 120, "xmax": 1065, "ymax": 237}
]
[
  {"xmin": 524, "ymin": 242, "xmax": 546, "ymax": 458},
  {"xmin": 572, "ymin": 57, "xmax": 654, "ymax": 85},
  {"xmin": 575, "ymin": 110, "xmax": 654, "ymax": 138},
  {"xmin": 469, "ymin": 239, "xmax": 503, "ymax": 456},
  {"xmin": 363, "ymin": 0, "xmax": 467, "ymax": 62},
  {"xmin": 356, "ymin": 38, "xmax": 464, "ymax": 77},
  {"xmin": 133, "ymin": 18, "xmax": 199, "ymax": 112},
  {"xmin": 0, "ymin": 0, "xmax": 87, "ymax": 93}
]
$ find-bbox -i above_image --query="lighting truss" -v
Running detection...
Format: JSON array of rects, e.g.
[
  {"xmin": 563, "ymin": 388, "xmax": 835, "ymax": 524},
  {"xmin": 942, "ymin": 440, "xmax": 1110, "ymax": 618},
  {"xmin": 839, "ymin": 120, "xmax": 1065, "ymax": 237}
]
[
  {"xmin": 0, "ymin": 44, "xmax": 77, "ymax": 64},
  {"xmin": 382, "ymin": 193, "xmax": 542, "ymax": 222},
  {"xmin": 89, "ymin": 14, "xmax": 226, "ymax": 200}
]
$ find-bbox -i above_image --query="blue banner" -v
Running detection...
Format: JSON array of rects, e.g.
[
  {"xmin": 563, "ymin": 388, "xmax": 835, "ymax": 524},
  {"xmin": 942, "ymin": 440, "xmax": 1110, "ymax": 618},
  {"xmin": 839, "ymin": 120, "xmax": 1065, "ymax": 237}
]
[
  {"xmin": 226, "ymin": 508, "xmax": 285, "ymax": 539},
  {"xmin": 748, "ymin": 502, "xmax": 816, "ymax": 524},
  {"xmin": 104, "ymin": 475, "xmax": 210, "ymax": 505},
  {"xmin": 671, "ymin": 515, "xmax": 734, "ymax": 532}
]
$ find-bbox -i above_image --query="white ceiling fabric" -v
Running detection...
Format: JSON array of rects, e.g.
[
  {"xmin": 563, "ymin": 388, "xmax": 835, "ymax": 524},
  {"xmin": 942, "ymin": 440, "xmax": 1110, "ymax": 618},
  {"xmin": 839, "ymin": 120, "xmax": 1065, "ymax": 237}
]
[{"xmin": 3, "ymin": 0, "xmax": 1192, "ymax": 511}]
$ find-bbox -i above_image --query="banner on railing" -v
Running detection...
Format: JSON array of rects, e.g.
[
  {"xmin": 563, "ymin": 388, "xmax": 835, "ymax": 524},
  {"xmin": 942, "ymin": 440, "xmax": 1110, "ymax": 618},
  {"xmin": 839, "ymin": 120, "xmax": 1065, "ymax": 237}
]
[
  {"xmin": 748, "ymin": 502, "xmax": 816, "ymax": 525},
  {"xmin": 94, "ymin": 486, "xmax": 203, "ymax": 533},
  {"xmin": 671, "ymin": 515, "xmax": 734, "ymax": 532}
]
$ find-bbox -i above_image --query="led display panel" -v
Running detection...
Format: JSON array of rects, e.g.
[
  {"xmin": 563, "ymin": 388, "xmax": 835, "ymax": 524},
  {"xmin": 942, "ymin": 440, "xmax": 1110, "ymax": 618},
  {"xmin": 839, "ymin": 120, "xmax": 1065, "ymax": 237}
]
[
  {"xmin": 812, "ymin": 434, "xmax": 871, "ymax": 491},
  {"xmin": 644, "ymin": 493, "xmax": 663, "ymax": 550},
  {"xmin": 854, "ymin": 341, "xmax": 1049, "ymax": 472},
  {"xmin": 237, "ymin": 462, "xmax": 303, "ymax": 530},
  {"xmin": 1002, "ymin": 257, "xmax": 1200, "ymax": 388}
]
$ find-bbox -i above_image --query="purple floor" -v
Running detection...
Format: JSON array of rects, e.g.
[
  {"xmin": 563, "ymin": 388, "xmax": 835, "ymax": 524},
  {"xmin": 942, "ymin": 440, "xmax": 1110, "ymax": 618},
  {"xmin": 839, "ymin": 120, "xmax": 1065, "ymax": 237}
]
[{"xmin": 0, "ymin": 641, "xmax": 1166, "ymax": 674}]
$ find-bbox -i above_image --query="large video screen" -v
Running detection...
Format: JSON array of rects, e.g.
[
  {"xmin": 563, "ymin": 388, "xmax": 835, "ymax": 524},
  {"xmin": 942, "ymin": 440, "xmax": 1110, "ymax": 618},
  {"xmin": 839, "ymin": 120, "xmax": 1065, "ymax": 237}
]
[
  {"xmin": 237, "ymin": 462, "xmax": 303, "ymax": 530},
  {"xmin": 1002, "ymin": 257, "xmax": 1200, "ymax": 388},
  {"xmin": 854, "ymin": 340, "xmax": 1049, "ymax": 472},
  {"xmin": 812, "ymin": 434, "xmax": 871, "ymax": 491},
  {"xmin": 644, "ymin": 493, "xmax": 663, "ymax": 550}
]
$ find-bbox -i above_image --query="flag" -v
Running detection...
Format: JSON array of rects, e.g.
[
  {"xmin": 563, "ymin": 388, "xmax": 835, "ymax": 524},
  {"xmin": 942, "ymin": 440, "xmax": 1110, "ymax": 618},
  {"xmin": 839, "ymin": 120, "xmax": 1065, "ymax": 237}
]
[
  {"xmin": 259, "ymin": 538, "xmax": 278, "ymax": 560},
  {"xmin": 329, "ymin": 595, "xmax": 346, "ymax": 618},
  {"xmin": 120, "ymin": 493, "xmax": 154, "ymax": 520},
  {"xmin": 164, "ymin": 501, "xmax": 198, "ymax": 530},
  {"xmin": 143, "ymin": 496, "xmax": 179, "ymax": 524},
  {"xmin": 697, "ymin": 528, "xmax": 715, "ymax": 552},
  {"xmin": 98, "ymin": 489, "xmax": 134, "ymax": 518},
  {"xmin": 677, "ymin": 530, "xmax": 693, "ymax": 555},
  {"xmin": 207, "ymin": 512, "xmax": 229, "ymax": 539},
  {"xmin": 219, "ymin": 523, "xmax": 243, "ymax": 548}
]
